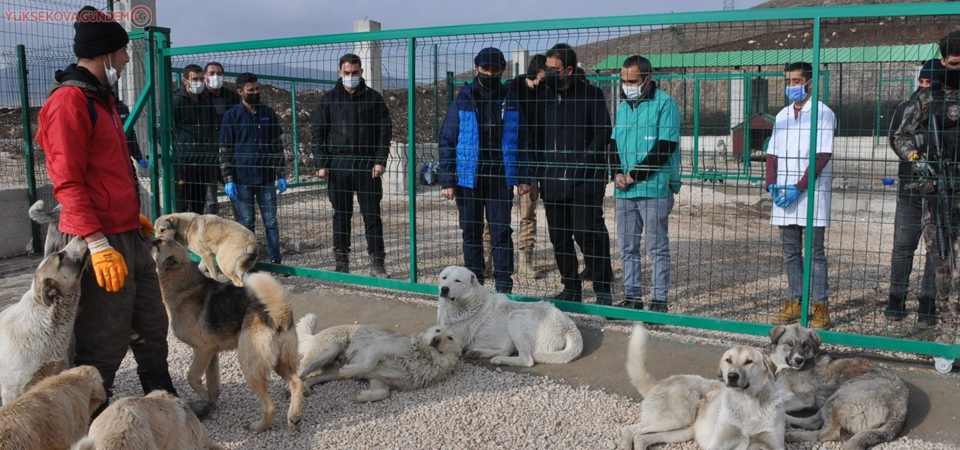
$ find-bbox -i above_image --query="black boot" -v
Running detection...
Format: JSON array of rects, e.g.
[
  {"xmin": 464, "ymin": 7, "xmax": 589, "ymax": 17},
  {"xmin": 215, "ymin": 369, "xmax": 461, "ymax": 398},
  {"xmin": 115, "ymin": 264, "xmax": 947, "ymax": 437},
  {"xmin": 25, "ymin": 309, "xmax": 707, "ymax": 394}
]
[
  {"xmin": 918, "ymin": 296, "xmax": 938, "ymax": 327},
  {"xmin": 369, "ymin": 252, "xmax": 388, "ymax": 278},
  {"xmin": 138, "ymin": 372, "xmax": 178, "ymax": 397},
  {"xmin": 884, "ymin": 294, "xmax": 907, "ymax": 321},
  {"xmin": 334, "ymin": 251, "xmax": 350, "ymax": 273}
]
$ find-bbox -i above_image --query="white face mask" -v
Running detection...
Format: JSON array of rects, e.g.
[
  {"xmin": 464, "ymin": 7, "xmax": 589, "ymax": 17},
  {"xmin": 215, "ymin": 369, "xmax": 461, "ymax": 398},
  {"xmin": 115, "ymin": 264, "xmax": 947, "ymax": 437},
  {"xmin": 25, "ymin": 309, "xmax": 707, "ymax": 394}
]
[
  {"xmin": 188, "ymin": 81, "xmax": 205, "ymax": 95},
  {"xmin": 103, "ymin": 56, "xmax": 118, "ymax": 86},
  {"xmin": 342, "ymin": 76, "xmax": 360, "ymax": 89},
  {"xmin": 622, "ymin": 85, "xmax": 642, "ymax": 99},
  {"xmin": 207, "ymin": 75, "xmax": 223, "ymax": 89}
]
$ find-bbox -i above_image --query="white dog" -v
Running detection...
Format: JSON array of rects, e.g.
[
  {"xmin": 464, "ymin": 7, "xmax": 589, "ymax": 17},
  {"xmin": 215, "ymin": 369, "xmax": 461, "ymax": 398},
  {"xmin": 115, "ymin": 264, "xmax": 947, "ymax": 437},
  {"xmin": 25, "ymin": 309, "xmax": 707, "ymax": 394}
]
[
  {"xmin": 618, "ymin": 324, "xmax": 786, "ymax": 450},
  {"xmin": 436, "ymin": 265, "xmax": 582, "ymax": 367},
  {"xmin": 0, "ymin": 236, "xmax": 88, "ymax": 404}
]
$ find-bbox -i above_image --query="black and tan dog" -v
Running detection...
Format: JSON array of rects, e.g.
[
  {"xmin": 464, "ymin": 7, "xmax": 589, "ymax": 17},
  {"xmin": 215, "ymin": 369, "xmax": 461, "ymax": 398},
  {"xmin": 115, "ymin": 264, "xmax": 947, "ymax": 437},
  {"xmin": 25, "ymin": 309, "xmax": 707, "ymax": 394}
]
[{"xmin": 150, "ymin": 237, "xmax": 303, "ymax": 432}]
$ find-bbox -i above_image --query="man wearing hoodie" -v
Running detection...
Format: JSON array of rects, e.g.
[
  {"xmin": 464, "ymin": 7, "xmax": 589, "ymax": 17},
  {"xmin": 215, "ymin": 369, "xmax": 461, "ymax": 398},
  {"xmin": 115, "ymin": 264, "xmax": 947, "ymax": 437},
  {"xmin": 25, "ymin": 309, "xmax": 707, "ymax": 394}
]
[
  {"xmin": 35, "ymin": 5, "xmax": 176, "ymax": 413},
  {"xmin": 311, "ymin": 53, "xmax": 393, "ymax": 277},
  {"xmin": 173, "ymin": 63, "xmax": 219, "ymax": 214},
  {"xmin": 440, "ymin": 47, "xmax": 530, "ymax": 294}
]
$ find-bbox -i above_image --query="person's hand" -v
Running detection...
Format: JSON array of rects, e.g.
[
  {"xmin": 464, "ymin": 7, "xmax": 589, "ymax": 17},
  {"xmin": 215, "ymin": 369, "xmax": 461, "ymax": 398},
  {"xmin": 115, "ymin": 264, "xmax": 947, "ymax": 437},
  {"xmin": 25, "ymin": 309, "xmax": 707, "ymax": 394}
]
[
  {"xmin": 767, "ymin": 184, "xmax": 779, "ymax": 201},
  {"xmin": 138, "ymin": 214, "xmax": 154, "ymax": 237},
  {"xmin": 775, "ymin": 185, "xmax": 802, "ymax": 208},
  {"xmin": 615, "ymin": 174, "xmax": 628, "ymax": 191},
  {"xmin": 89, "ymin": 238, "xmax": 128, "ymax": 293},
  {"xmin": 517, "ymin": 184, "xmax": 531, "ymax": 196},
  {"xmin": 372, "ymin": 164, "xmax": 385, "ymax": 179},
  {"xmin": 137, "ymin": 158, "xmax": 149, "ymax": 169},
  {"xmin": 277, "ymin": 178, "xmax": 287, "ymax": 194},
  {"xmin": 316, "ymin": 169, "xmax": 328, "ymax": 180},
  {"xmin": 225, "ymin": 182, "xmax": 238, "ymax": 201},
  {"xmin": 441, "ymin": 188, "xmax": 455, "ymax": 201}
]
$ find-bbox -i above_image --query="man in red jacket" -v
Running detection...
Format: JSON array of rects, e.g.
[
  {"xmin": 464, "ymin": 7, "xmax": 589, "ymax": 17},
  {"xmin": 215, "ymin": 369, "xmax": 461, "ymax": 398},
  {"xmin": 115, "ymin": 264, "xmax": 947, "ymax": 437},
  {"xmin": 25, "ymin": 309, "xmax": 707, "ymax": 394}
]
[{"xmin": 35, "ymin": 5, "xmax": 175, "ymax": 414}]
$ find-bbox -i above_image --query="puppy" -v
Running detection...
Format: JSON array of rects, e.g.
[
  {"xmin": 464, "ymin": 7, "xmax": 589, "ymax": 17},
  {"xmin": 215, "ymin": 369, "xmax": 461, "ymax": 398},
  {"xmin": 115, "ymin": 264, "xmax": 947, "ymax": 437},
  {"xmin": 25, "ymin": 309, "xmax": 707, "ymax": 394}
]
[
  {"xmin": 28, "ymin": 199, "xmax": 63, "ymax": 257},
  {"xmin": 72, "ymin": 390, "xmax": 222, "ymax": 450},
  {"xmin": 297, "ymin": 314, "xmax": 463, "ymax": 402},
  {"xmin": 0, "ymin": 366, "xmax": 106, "ymax": 450},
  {"xmin": 154, "ymin": 212, "xmax": 258, "ymax": 286},
  {"xmin": 770, "ymin": 324, "xmax": 909, "ymax": 450},
  {"xmin": 0, "ymin": 236, "xmax": 88, "ymax": 404},
  {"xmin": 618, "ymin": 324, "xmax": 785, "ymax": 450},
  {"xmin": 436, "ymin": 265, "xmax": 582, "ymax": 367},
  {"xmin": 151, "ymin": 237, "xmax": 302, "ymax": 432}
]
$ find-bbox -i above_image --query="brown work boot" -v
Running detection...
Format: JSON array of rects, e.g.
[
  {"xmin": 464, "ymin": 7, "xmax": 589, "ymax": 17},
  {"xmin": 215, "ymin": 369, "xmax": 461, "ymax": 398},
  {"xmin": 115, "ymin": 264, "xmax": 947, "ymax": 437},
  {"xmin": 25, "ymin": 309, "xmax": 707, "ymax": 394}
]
[
  {"xmin": 810, "ymin": 302, "xmax": 831, "ymax": 329},
  {"xmin": 518, "ymin": 248, "xmax": 538, "ymax": 278},
  {"xmin": 772, "ymin": 298, "xmax": 802, "ymax": 324}
]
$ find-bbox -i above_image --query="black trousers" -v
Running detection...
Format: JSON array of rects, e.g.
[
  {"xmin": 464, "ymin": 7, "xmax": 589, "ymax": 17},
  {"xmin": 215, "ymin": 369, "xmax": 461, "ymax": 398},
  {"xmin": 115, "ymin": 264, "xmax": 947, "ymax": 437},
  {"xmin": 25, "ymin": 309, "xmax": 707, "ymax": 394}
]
[
  {"xmin": 543, "ymin": 181, "xmax": 613, "ymax": 294},
  {"xmin": 328, "ymin": 161, "xmax": 385, "ymax": 255},
  {"xmin": 890, "ymin": 186, "xmax": 938, "ymax": 299},
  {"xmin": 176, "ymin": 163, "xmax": 219, "ymax": 215}
]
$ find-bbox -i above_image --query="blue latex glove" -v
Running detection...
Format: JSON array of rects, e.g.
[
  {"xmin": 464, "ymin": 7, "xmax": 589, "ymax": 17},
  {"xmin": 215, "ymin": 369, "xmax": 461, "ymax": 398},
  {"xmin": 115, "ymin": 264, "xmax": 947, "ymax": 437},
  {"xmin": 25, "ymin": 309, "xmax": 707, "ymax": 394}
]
[
  {"xmin": 766, "ymin": 184, "xmax": 778, "ymax": 201},
  {"xmin": 225, "ymin": 182, "xmax": 238, "ymax": 201},
  {"xmin": 775, "ymin": 185, "xmax": 802, "ymax": 208},
  {"xmin": 277, "ymin": 178, "xmax": 287, "ymax": 194},
  {"xmin": 137, "ymin": 158, "xmax": 149, "ymax": 168}
]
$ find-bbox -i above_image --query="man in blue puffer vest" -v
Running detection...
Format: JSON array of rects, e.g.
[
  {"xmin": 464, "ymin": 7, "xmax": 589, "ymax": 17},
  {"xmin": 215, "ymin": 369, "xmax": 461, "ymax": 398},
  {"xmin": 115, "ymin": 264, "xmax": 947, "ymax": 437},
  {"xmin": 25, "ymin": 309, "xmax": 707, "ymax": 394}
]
[{"xmin": 440, "ymin": 47, "xmax": 531, "ymax": 294}]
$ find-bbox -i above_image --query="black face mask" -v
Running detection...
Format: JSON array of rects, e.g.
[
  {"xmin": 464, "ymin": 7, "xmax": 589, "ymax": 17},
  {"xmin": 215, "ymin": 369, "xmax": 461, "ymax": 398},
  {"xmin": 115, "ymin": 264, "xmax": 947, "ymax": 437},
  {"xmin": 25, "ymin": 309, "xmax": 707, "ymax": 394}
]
[
  {"xmin": 244, "ymin": 93, "xmax": 261, "ymax": 106},
  {"xmin": 942, "ymin": 68, "xmax": 960, "ymax": 89},
  {"xmin": 477, "ymin": 73, "xmax": 502, "ymax": 90},
  {"xmin": 543, "ymin": 69, "xmax": 561, "ymax": 90}
]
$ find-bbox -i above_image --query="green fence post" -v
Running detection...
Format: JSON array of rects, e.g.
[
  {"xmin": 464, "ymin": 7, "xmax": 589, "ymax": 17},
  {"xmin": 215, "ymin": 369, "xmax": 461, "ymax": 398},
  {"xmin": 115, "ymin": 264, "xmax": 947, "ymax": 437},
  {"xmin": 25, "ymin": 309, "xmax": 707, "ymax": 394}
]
[
  {"xmin": 409, "ymin": 38, "xmax": 418, "ymax": 283},
  {"xmin": 692, "ymin": 79, "xmax": 701, "ymax": 176},
  {"xmin": 145, "ymin": 29, "xmax": 161, "ymax": 218},
  {"xmin": 291, "ymin": 81, "xmax": 300, "ymax": 184},
  {"xmin": 156, "ymin": 29, "xmax": 176, "ymax": 214},
  {"xmin": 18, "ymin": 44, "xmax": 41, "ymax": 255},
  {"xmin": 800, "ymin": 17, "xmax": 824, "ymax": 327}
]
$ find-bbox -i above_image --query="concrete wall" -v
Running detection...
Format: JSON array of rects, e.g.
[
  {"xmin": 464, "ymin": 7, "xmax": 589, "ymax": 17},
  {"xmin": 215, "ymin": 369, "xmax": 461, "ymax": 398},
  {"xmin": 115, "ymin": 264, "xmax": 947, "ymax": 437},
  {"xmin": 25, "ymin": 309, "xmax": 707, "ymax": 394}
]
[{"xmin": 0, "ymin": 189, "xmax": 32, "ymax": 257}]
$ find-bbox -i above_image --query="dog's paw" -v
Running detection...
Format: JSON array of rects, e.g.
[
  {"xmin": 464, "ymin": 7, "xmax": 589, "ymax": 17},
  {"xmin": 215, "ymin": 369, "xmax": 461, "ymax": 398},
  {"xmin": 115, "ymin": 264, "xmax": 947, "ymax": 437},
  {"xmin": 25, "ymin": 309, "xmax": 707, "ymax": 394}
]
[
  {"xmin": 464, "ymin": 350, "xmax": 483, "ymax": 359},
  {"xmin": 288, "ymin": 415, "xmax": 302, "ymax": 429},
  {"xmin": 355, "ymin": 389, "xmax": 389, "ymax": 403},
  {"xmin": 490, "ymin": 356, "xmax": 508, "ymax": 366},
  {"xmin": 247, "ymin": 419, "xmax": 270, "ymax": 433},
  {"xmin": 785, "ymin": 432, "xmax": 804, "ymax": 443}
]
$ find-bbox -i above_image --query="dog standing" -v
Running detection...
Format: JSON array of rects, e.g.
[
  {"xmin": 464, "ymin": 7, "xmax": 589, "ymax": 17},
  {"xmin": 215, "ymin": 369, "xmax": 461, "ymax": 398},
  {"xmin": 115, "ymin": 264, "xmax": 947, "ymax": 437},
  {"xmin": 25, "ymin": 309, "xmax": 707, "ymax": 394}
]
[
  {"xmin": 28, "ymin": 199, "xmax": 63, "ymax": 257},
  {"xmin": 436, "ymin": 265, "xmax": 582, "ymax": 367},
  {"xmin": 618, "ymin": 324, "xmax": 785, "ymax": 450},
  {"xmin": 151, "ymin": 237, "xmax": 302, "ymax": 432},
  {"xmin": 0, "ymin": 366, "xmax": 106, "ymax": 450},
  {"xmin": 297, "ymin": 314, "xmax": 463, "ymax": 402},
  {"xmin": 769, "ymin": 324, "xmax": 909, "ymax": 450},
  {"xmin": 0, "ymin": 236, "xmax": 88, "ymax": 404},
  {"xmin": 72, "ymin": 390, "xmax": 222, "ymax": 450},
  {"xmin": 154, "ymin": 212, "xmax": 258, "ymax": 286}
]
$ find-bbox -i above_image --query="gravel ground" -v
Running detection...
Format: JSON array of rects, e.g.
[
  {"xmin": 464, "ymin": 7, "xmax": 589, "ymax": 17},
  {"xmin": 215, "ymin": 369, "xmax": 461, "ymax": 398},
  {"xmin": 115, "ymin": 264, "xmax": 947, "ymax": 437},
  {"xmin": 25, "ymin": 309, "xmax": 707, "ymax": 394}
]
[{"xmin": 102, "ymin": 287, "xmax": 960, "ymax": 450}]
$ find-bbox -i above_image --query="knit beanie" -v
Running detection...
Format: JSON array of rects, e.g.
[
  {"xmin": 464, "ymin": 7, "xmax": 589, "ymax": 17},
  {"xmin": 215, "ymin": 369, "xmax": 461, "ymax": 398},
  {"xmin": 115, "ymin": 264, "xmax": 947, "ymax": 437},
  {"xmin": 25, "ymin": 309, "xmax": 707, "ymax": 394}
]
[
  {"xmin": 919, "ymin": 59, "xmax": 945, "ymax": 81},
  {"xmin": 73, "ymin": 5, "xmax": 129, "ymax": 58}
]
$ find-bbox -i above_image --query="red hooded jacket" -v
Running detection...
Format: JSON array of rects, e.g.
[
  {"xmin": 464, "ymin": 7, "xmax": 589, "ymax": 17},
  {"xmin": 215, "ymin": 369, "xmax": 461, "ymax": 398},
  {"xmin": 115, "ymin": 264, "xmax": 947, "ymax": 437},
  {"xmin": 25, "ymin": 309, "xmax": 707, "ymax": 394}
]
[{"xmin": 35, "ymin": 65, "xmax": 139, "ymax": 237}]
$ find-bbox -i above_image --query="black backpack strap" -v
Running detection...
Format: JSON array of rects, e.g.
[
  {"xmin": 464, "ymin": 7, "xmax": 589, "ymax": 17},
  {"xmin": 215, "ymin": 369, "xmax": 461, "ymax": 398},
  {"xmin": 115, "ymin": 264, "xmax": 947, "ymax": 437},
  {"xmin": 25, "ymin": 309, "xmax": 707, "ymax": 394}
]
[{"xmin": 86, "ymin": 96, "xmax": 98, "ymax": 128}]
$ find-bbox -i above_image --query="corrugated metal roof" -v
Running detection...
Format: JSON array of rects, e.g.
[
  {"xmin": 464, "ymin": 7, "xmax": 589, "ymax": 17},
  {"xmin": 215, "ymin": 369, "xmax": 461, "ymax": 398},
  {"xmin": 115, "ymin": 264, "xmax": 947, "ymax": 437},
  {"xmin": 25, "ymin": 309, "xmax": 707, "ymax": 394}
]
[{"xmin": 591, "ymin": 44, "xmax": 940, "ymax": 70}]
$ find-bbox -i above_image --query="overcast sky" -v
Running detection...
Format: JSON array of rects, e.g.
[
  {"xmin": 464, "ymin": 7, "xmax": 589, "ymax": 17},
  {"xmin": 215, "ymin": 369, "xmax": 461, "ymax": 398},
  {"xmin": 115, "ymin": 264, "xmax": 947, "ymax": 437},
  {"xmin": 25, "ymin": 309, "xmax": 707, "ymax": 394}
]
[{"xmin": 158, "ymin": 0, "xmax": 769, "ymax": 47}]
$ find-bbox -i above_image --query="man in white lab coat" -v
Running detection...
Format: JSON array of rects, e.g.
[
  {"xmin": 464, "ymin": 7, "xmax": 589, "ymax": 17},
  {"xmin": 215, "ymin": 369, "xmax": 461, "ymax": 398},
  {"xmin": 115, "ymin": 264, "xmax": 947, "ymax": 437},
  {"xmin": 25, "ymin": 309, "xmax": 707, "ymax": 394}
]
[{"xmin": 765, "ymin": 61, "xmax": 836, "ymax": 329}]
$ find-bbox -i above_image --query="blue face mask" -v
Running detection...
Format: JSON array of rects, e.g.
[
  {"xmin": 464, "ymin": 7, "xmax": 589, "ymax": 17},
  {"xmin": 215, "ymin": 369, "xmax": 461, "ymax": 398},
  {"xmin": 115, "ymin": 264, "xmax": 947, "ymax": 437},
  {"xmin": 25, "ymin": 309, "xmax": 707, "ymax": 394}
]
[{"xmin": 785, "ymin": 84, "xmax": 807, "ymax": 102}]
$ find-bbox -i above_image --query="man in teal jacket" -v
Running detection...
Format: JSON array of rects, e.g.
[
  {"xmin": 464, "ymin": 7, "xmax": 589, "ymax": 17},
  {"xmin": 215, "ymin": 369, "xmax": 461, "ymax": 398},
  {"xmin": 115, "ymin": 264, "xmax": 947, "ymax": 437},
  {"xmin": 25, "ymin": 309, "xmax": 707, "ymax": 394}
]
[{"xmin": 611, "ymin": 55, "xmax": 681, "ymax": 312}]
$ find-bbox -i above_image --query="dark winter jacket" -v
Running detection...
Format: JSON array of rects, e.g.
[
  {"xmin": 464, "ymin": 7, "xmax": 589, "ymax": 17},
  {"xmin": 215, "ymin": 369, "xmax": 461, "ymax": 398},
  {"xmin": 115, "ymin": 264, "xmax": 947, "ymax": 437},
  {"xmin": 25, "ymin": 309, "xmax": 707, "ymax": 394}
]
[
  {"xmin": 173, "ymin": 87, "xmax": 218, "ymax": 163},
  {"xmin": 310, "ymin": 79, "xmax": 392, "ymax": 170}
]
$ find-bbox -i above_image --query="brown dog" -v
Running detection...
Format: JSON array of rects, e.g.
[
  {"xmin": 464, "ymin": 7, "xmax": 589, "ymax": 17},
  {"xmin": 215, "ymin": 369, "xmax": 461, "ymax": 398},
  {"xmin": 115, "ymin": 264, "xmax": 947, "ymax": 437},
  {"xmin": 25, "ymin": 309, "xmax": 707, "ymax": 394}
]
[
  {"xmin": 154, "ymin": 212, "xmax": 258, "ymax": 286},
  {"xmin": 73, "ymin": 390, "xmax": 222, "ymax": 450},
  {"xmin": 0, "ymin": 365, "xmax": 106, "ymax": 450},
  {"xmin": 150, "ymin": 237, "xmax": 302, "ymax": 432}
]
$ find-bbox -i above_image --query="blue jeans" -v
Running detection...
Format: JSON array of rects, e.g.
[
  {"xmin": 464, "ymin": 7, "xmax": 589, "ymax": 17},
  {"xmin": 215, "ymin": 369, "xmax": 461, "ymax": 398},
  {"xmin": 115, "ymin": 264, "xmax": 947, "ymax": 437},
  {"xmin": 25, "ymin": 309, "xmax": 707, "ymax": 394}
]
[
  {"xmin": 780, "ymin": 225, "xmax": 828, "ymax": 302},
  {"xmin": 233, "ymin": 184, "xmax": 281, "ymax": 263},
  {"xmin": 455, "ymin": 175, "xmax": 514, "ymax": 293},
  {"xmin": 616, "ymin": 194, "xmax": 673, "ymax": 301}
]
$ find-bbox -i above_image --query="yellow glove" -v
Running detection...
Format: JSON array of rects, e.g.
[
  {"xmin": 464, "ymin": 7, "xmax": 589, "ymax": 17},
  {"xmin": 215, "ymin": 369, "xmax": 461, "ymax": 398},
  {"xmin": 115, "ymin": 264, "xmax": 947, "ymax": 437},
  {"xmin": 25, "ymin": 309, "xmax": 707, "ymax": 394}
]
[
  {"xmin": 89, "ymin": 238, "xmax": 128, "ymax": 292},
  {"xmin": 139, "ymin": 214, "xmax": 154, "ymax": 237}
]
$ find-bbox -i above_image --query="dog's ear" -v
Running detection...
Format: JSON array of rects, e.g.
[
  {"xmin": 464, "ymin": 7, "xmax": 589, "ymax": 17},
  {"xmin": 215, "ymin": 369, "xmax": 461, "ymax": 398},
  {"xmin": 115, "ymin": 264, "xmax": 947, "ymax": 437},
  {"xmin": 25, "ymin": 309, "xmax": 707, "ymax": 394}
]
[
  {"xmin": 717, "ymin": 350, "xmax": 728, "ymax": 379},
  {"xmin": 469, "ymin": 272, "xmax": 476, "ymax": 286},
  {"xmin": 762, "ymin": 354, "xmax": 777, "ymax": 378},
  {"xmin": 809, "ymin": 329, "xmax": 823, "ymax": 353},
  {"xmin": 167, "ymin": 216, "xmax": 178, "ymax": 226},
  {"xmin": 37, "ymin": 277, "xmax": 62, "ymax": 307},
  {"xmin": 769, "ymin": 325, "xmax": 786, "ymax": 346}
]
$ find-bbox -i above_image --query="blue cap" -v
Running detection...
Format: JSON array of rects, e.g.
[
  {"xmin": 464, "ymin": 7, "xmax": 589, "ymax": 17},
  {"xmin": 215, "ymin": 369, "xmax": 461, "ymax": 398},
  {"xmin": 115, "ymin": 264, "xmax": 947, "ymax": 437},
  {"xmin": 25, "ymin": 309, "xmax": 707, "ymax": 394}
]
[{"xmin": 474, "ymin": 47, "xmax": 506, "ymax": 70}]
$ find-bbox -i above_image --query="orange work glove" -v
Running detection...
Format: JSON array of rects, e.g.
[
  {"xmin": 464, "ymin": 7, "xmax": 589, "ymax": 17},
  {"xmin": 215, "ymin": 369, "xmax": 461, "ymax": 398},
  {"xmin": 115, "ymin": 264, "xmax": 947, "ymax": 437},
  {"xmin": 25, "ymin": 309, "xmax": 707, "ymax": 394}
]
[
  {"xmin": 139, "ymin": 214, "xmax": 155, "ymax": 237},
  {"xmin": 89, "ymin": 238, "xmax": 128, "ymax": 292}
]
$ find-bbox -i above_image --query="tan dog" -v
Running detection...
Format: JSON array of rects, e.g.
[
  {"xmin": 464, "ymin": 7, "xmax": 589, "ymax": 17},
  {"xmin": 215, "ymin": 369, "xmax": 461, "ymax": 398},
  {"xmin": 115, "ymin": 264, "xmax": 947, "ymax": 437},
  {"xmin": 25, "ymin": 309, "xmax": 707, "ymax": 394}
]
[
  {"xmin": 72, "ymin": 390, "xmax": 222, "ymax": 450},
  {"xmin": 0, "ymin": 366, "xmax": 106, "ymax": 450},
  {"xmin": 297, "ymin": 314, "xmax": 463, "ymax": 402},
  {"xmin": 618, "ymin": 324, "xmax": 786, "ymax": 450},
  {"xmin": 154, "ymin": 212, "xmax": 258, "ymax": 286},
  {"xmin": 0, "ymin": 236, "xmax": 88, "ymax": 404},
  {"xmin": 151, "ymin": 237, "xmax": 302, "ymax": 432}
]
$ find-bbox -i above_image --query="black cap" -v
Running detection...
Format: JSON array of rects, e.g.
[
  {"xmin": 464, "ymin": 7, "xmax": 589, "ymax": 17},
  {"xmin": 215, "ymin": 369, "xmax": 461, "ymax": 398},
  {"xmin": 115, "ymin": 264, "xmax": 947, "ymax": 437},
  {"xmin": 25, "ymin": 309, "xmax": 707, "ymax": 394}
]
[
  {"xmin": 73, "ymin": 6, "xmax": 129, "ymax": 58},
  {"xmin": 474, "ymin": 47, "xmax": 506, "ymax": 70}
]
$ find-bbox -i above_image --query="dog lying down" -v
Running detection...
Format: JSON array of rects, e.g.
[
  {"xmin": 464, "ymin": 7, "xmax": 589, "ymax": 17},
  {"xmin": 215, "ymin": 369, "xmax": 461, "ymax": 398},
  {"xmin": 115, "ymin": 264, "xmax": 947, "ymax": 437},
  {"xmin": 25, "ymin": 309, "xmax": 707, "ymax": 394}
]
[
  {"xmin": 769, "ymin": 324, "xmax": 909, "ymax": 450},
  {"xmin": 0, "ymin": 366, "xmax": 106, "ymax": 450},
  {"xmin": 296, "ymin": 313, "xmax": 463, "ymax": 402},
  {"xmin": 72, "ymin": 390, "xmax": 222, "ymax": 450},
  {"xmin": 436, "ymin": 265, "xmax": 583, "ymax": 367},
  {"xmin": 618, "ymin": 324, "xmax": 786, "ymax": 450}
]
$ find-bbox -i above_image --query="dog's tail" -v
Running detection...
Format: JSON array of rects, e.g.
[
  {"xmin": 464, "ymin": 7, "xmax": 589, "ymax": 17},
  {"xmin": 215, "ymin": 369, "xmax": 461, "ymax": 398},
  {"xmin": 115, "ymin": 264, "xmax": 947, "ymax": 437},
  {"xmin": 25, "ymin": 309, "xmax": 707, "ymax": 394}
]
[
  {"xmin": 71, "ymin": 437, "xmax": 96, "ymax": 450},
  {"xmin": 28, "ymin": 200, "xmax": 59, "ymax": 225},
  {"xmin": 296, "ymin": 313, "xmax": 319, "ymax": 342},
  {"xmin": 532, "ymin": 322, "xmax": 583, "ymax": 364},
  {"xmin": 842, "ymin": 400, "xmax": 908, "ymax": 450},
  {"xmin": 244, "ymin": 272, "xmax": 293, "ymax": 332},
  {"xmin": 237, "ymin": 244, "xmax": 259, "ymax": 274},
  {"xmin": 626, "ymin": 324, "xmax": 658, "ymax": 398}
]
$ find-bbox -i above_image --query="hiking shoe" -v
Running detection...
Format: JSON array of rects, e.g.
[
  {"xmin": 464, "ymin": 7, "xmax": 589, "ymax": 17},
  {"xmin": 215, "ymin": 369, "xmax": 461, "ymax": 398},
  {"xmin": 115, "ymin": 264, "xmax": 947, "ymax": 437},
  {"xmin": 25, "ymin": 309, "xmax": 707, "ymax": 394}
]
[
  {"xmin": 623, "ymin": 296, "xmax": 644, "ymax": 310},
  {"xmin": 551, "ymin": 290, "xmax": 583, "ymax": 303},
  {"xmin": 649, "ymin": 300, "xmax": 668, "ymax": 313},
  {"xmin": 884, "ymin": 294, "xmax": 907, "ymax": 321},
  {"xmin": 772, "ymin": 298, "xmax": 802, "ymax": 324},
  {"xmin": 810, "ymin": 302, "xmax": 831, "ymax": 329}
]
